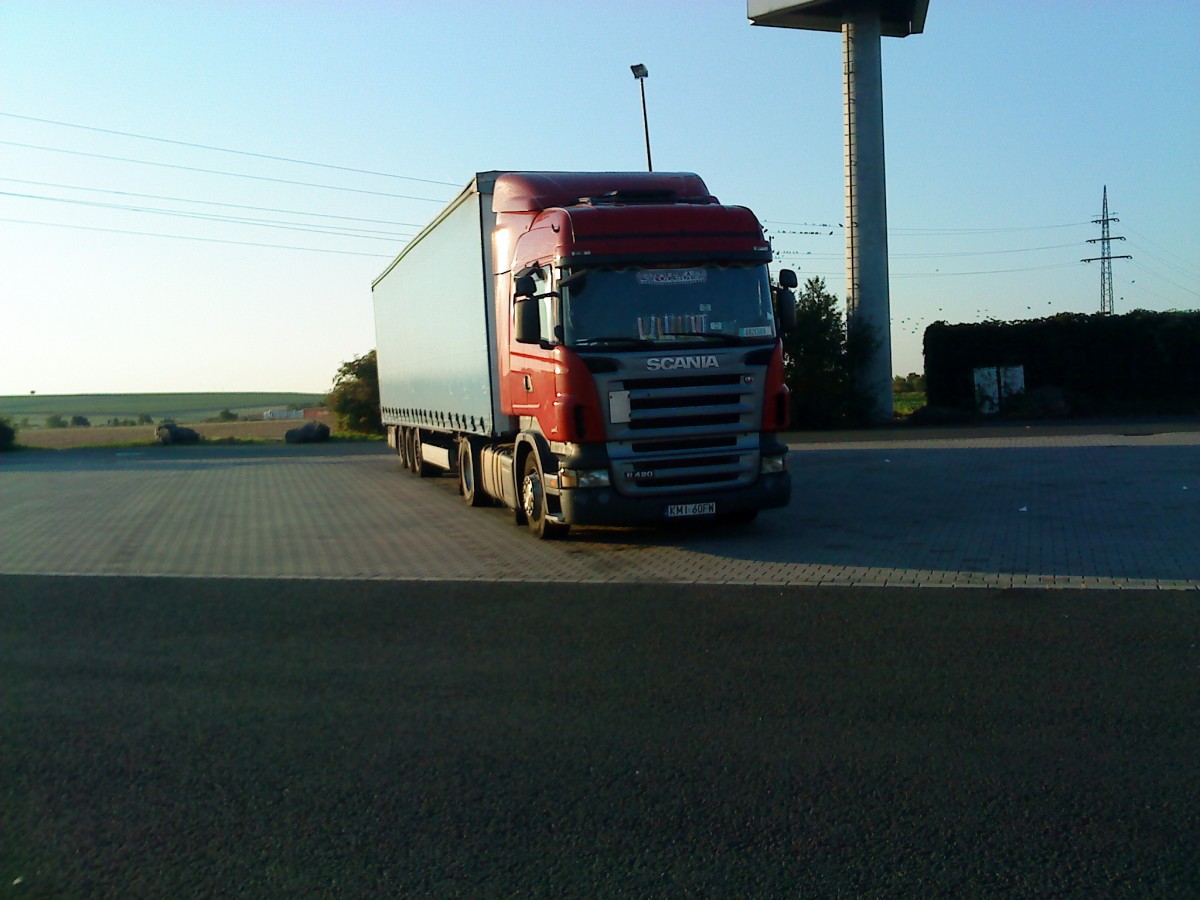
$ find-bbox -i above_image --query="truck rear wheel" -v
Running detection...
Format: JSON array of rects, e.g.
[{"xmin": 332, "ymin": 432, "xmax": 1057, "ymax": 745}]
[
  {"xmin": 521, "ymin": 453, "xmax": 569, "ymax": 540},
  {"xmin": 458, "ymin": 439, "xmax": 486, "ymax": 507}
]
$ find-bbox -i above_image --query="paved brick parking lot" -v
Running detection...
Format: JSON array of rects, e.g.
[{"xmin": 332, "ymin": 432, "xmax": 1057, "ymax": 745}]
[
  {"xmin": 4, "ymin": 425, "xmax": 1198, "ymax": 895},
  {"xmin": 3, "ymin": 426, "xmax": 1197, "ymax": 588}
]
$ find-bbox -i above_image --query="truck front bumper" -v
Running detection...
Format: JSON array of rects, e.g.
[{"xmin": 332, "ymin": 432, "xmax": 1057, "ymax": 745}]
[{"xmin": 556, "ymin": 471, "xmax": 791, "ymax": 527}]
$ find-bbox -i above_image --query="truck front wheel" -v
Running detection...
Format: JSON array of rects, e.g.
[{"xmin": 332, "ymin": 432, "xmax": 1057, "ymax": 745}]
[
  {"xmin": 521, "ymin": 453, "xmax": 569, "ymax": 540},
  {"xmin": 458, "ymin": 439, "xmax": 486, "ymax": 507}
]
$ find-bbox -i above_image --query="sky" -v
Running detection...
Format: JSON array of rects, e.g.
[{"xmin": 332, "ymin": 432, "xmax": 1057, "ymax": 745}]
[{"xmin": 1, "ymin": 0, "xmax": 1197, "ymax": 395}]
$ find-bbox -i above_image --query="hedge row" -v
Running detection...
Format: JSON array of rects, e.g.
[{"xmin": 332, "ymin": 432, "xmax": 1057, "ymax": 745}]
[{"xmin": 924, "ymin": 310, "xmax": 1200, "ymax": 412}]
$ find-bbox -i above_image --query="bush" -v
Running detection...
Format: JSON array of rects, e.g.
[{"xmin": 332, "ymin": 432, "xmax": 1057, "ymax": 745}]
[
  {"xmin": 155, "ymin": 423, "xmax": 200, "ymax": 445},
  {"xmin": 45, "ymin": 415, "xmax": 67, "ymax": 429},
  {"xmin": 285, "ymin": 421, "xmax": 331, "ymax": 444},
  {"xmin": 925, "ymin": 310, "xmax": 1200, "ymax": 413},
  {"xmin": 0, "ymin": 417, "xmax": 16, "ymax": 451},
  {"xmin": 327, "ymin": 350, "xmax": 381, "ymax": 434},
  {"xmin": 70, "ymin": 416, "xmax": 91, "ymax": 428},
  {"xmin": 893, "ymin": 372, "xmax": 926, "ymax": 393}
]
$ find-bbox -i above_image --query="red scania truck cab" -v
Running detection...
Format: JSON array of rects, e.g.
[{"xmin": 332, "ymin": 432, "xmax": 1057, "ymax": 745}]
[{"xmin": 373, "ymin": 171, "xmax": 793, "ymax": 539}]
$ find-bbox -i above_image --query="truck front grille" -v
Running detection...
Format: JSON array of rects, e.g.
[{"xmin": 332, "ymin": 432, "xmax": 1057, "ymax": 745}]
[
  {"xmin": 618, "ymin": 373, "xmax": 752, "ymax": 437},
  {"xmin": 605, "ymin": 372, "xmax": 762, "ymax": 497}
]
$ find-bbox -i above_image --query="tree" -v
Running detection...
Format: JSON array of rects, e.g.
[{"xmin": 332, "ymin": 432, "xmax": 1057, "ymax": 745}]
[
  {"xmin": 45, "ymin": 415, "xmax": 67, "ymax": 429},
  {"xmin": 893, "ymin": 372, "xmax": 926, "ymax": 393},
  {"xmin": 217, "ymin": 408, "xmax": 239, "ymax": 422},
  {"xmin": 70, "ymin": 416, "xmax": 91, "ymax": 428},
  {"xmin": 0, "ymin": 417, "xmax": 16, "ymax": 451},
  {"xmin": 780, "ymin": 276, "xmax": 874, "ymax": 427},
  {"xmin": 327, "ymin": 350, "xmax": 381, "ymax": 434}
]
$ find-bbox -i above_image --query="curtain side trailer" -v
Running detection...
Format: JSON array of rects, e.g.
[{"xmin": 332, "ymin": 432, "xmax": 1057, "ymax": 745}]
[{"xmin": 372, "ymin": 170, "xmax": 794, "ymax": 538}]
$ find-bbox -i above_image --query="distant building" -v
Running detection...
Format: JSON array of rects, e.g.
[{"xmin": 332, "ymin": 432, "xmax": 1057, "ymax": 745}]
[{"xmin": 264, "ymin": 408, "xmax": 330, "ymax": 421}]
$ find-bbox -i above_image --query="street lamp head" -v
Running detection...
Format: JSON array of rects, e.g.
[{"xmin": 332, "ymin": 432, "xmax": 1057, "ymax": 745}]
[{"xmin": 630, "ymin": 63, "xmax": 648, "ymax": 80}]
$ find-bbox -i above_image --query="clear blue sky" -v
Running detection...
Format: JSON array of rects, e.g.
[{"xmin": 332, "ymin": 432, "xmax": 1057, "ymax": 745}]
[{"xmin": 2, "ymin": 0, "xmax": 1197, "ymax": 395}]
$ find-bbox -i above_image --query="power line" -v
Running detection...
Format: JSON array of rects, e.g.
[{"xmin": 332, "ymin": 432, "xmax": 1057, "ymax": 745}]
[
  {"xmin": 764, "ymin": 219, "xmax": 1091, "ymax": 234},
  {"xmin": 0, "ymin": 111, "xmax": 460, "ymax": 187},
  {"xmin": 0, "ymin": 140, "xmax": 451, "ymax": 202},
  {"xmin": 890, "ymin": 222, "xmax": 1090, "ymax": 235},
  {"xmin": 890, "ymin": 262, "xmax": 1080, "ymax": 277},
  {"xmin": 772, "ymin": 252, "xmax": 1079, "ymax": 277},
  {"xmin": 1130, "ymin": 261, "xmax": 1200, "ymax": 299},
  {"xmin": 1, "ymin": 217, "xmax": 397, "ymax": 257},
  {"xmin": 770, "ymin": 241, "xmax": 1082, "ymax": 260},
  {"xmin": 1121, "ymin": 226, "xmax": 1200, "ymax": 281},
  {"xmin": 0, "ymin": 190, "xmax": 412, "ymax": 240},
  {"xmin": 0, "ymin": 177, "xmax": 425, "ymax": 228}
]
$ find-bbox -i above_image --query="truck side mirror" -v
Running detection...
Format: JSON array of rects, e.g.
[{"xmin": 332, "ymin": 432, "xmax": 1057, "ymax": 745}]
[
  {"xmin": 514, "ymin": 297, "xmax": 541, "ymax": 344},
  {"xmin": 514, "ymin": 274, "xmax": 537, "ymax": 298},
  {"xmin": 775, "ymin": 269, "xmax": 798, "ymax": 335},
  {"xmin": 776, "ymin": 289, "xmax": 797, "ymax": 335}
]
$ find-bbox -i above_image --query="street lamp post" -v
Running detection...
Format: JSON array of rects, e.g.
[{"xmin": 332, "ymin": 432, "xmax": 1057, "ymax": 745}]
[{"xmin": 630, "ymin": 63, "xmax": 652, "ymax": 171}]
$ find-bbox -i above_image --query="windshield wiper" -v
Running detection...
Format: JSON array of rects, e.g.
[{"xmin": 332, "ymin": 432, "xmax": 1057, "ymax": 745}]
[{"xmin": 572, "ymin": 336, "xmax": 657, "ymax": 348}]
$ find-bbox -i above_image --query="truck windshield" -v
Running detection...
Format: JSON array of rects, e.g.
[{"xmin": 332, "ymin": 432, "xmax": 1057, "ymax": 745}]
[{"xmin": 561, "ymin": 264, "xmax": 775, "ymax": 348}]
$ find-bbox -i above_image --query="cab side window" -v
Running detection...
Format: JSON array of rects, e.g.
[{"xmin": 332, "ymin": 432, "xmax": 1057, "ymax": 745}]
[{"xmin": 533, "ymin": 266, "xmax": 559, "ymax": 345}]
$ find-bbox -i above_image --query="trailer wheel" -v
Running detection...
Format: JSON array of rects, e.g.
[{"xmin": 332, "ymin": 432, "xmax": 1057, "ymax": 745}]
[
  {"xmin": 521, "ymin": 453, "xmax": 569, "ymax": 540},
  {"xmin": 402, "ymin": 428, "xmax": 416, "ymax": 473},
  {"xmin": 412, "ymin": 428, "xmax": 434, "ymax": 478},
  {"xmin": 396, "ymin": 427, "xmax": 409, "ymax": 470},
  {"xmin": 458, "ymin": 439, "xmax": 486, "ymax": 506}
]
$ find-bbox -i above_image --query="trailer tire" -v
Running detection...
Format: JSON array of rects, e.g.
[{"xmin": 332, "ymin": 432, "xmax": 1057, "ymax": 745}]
[
  {"xmin": 395, "ymin": 427, "xmax": 409, "ymax": 470},
  {"xmin": 458, "ymin": 439, "xmax": 486, "ymax": 506},
  {"xmin": 521, "ymin": 452, "xmax": 569, "ymax": 540},
  {"xmin": 402, "ymin": 428, "xmax": 415, "ymax": 473},
  {"xmin": 412, "ymin": 428, "xmax": 434, "ymax": 478}
]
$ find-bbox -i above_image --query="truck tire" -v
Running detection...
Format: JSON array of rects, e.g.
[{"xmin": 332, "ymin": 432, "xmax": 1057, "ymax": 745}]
[
  {"xmin": 412, "ymin": 428, "xmax": 434, "ymax": 478},
  {"xmin": 521, "ymin": 452, "xmax": 569, "ymax": 540},
  {"xmin": 403, "ymin": 428, "xmax": 416, "ymax": 473},
  {"xmin": 395, "ymin": 427, "xmax": 409, "ymax": 470},
  {"xmin": 458, "ymin": 439, "xmax": 486, "ymax": 507}
]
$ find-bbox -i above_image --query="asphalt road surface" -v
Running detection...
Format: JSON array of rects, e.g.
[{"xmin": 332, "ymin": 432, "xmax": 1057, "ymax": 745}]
[{"xmin": 3, "ymin": 575, "xmax": 1197, "ymax": 896}]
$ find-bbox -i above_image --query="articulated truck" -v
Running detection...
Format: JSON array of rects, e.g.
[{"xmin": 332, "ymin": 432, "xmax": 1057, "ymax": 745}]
[{"xmin": 372, "ymin": 170, "xmax": 796, "ymax": 538}]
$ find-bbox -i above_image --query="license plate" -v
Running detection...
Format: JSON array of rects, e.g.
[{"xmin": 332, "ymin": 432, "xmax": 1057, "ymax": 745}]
[{"xmin": 666, "ymin": 502, "xmax": 717, "ymax": 518}]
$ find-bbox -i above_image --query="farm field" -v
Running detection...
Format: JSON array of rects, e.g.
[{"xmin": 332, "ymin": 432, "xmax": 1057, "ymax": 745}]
[{"xmin": 0, "ymin": 392, "xmax": 324, "ymax": 425}]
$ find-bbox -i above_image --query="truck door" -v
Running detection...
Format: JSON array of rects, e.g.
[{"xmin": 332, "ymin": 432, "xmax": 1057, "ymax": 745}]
[{"xmin": 509, "ymin": 263, "xmax": 559, "ymax": 428}]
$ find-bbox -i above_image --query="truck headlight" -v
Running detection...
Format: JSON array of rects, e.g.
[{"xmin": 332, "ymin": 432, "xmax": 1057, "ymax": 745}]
[
  {"xmin": 760, "ymin": 454, "xmax": 787, "ymax": 474},
  {"xmin": 558, "ymin": 467, "xmax": 610, "ymax": 488}
]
